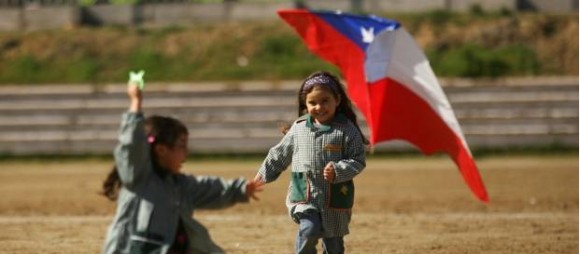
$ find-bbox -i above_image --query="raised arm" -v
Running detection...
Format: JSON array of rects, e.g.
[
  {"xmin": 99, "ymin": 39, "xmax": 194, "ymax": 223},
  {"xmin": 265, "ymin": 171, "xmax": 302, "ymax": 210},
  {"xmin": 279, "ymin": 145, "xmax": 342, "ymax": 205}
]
[
  {"xmin": 127, "ymin": 77, "xmax": 142, "ymax": 113},
  {"xmin": 114, "ymin": 71, "xmax": 149, "ymax": 188}
]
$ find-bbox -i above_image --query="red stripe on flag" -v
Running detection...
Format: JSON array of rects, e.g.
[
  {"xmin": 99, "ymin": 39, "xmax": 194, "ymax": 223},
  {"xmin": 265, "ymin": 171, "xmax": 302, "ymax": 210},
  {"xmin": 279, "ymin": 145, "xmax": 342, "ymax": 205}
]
[{"xmin": 369, "ymin": 78, "xmax": 489, "ymax": 202}]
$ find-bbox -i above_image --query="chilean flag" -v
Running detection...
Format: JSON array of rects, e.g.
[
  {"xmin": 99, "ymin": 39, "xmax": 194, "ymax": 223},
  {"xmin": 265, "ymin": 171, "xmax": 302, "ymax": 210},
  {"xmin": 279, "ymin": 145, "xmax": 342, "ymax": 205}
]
[{"xmin": 278, "ymin": 9, "xmax": 489, "ymax": 202}]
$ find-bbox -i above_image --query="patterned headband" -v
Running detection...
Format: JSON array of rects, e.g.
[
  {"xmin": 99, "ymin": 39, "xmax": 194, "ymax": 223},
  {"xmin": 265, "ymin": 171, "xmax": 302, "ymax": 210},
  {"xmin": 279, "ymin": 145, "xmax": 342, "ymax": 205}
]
[{"xmin": 302, "ymin": 75, "xmax": 339, "ymax": 94}]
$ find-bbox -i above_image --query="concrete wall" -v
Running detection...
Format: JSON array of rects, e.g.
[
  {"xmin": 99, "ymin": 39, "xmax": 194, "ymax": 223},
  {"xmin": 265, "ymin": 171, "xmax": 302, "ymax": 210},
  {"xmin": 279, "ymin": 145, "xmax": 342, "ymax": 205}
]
[
  {"xmin": 0, "ymin": 8, "xmax": 20, "ymax": 31},
  {"xmin": 141, "ymin": 4, "xmax": 215, "ymax": 26},
  {"xmin": 0, "ymin": 6, "xmax": 78, "ymax": 31},
  {"xmin": 448, "ymin": 0, "xmax": 516, "ymax": 11},
  {"xmin": 367, "ymin": 0, "xmax": 447, "ymax": 13},
  {"xmin": 305, "ymin": 0, "xmax": 351, "ymax": 11},
  {"xmin": 226, "ymin": 2, "xmax": 291, "ymax": 21},
  {"xmin": 518, "ymin": 0, "xmax": 577, "ymax": 13},
  {"xmin": 23, "ymin": 6, "xmax": 79, "ymax": 30},
  {"xmin": 0, "ymin": 0, "xmax": 577, "ymax": 31},
  {"xmin": 82, "ymin": 4, "xmax": 135, "ymax": 26},
  {"xmin": 140, "ymin": 2, "xmax": 293, "ymax": 25}
]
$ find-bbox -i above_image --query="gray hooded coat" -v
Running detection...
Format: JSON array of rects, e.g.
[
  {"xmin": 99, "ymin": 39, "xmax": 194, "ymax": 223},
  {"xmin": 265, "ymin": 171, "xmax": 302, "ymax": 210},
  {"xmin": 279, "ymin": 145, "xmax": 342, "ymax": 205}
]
[{"xmin": 102, "ymin": 112, "xmax": 249, "ymax": 254}]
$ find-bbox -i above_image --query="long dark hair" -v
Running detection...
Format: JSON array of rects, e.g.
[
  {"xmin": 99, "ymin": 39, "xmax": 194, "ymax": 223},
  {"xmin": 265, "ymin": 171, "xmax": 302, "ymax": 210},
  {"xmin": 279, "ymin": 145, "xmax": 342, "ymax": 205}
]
[
  {"xmin": 101, "ymin": 115, "xmax": 188, "ymax": 201},
  {"xmin": 282, "ymin": 71, "xmax": 369, "ymax": 145}
]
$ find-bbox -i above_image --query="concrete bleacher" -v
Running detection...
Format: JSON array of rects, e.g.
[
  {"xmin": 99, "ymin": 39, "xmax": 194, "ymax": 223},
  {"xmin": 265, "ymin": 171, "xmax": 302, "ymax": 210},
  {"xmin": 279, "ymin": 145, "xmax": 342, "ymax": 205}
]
[{"xmin": 0, "ymin": 77, "xmax": 577, "ymax": 155}]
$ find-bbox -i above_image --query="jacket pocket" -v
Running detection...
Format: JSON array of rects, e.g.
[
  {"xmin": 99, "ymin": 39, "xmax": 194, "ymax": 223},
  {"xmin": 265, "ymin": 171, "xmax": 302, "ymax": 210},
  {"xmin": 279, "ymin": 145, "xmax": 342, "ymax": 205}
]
[
  {"xmin": 129, "ymin": 234, "xmax": 164, "ymax": 254},
  {"xmin": 323, "ymin": 143, "xmax": 343, "ymax": 162},
  {"xmin": 328, "ymin": 180, "xmax": 354, "ymax": 209},
  {"xmin": 289, "ymin": 172, "xmax": 310, "ymax": 203}
]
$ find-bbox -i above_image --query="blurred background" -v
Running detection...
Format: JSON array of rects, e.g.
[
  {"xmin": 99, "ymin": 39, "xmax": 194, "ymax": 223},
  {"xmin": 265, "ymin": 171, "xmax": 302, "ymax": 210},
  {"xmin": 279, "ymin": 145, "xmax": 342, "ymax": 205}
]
[{"xmin": 0, "ymin": 0, "xmax": 577, "ymax": 156}]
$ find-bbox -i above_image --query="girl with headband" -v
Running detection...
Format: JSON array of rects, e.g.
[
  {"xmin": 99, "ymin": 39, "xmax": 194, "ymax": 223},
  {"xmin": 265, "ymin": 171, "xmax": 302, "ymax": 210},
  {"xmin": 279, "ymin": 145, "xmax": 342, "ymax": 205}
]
[{"xmin": 254, "ymin": 71, "xmax": 368, "ymax": 253}]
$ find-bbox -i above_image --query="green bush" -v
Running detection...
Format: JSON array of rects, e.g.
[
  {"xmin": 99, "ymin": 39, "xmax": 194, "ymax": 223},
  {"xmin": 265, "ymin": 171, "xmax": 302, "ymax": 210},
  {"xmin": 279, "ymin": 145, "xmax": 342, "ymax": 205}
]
[
  {"xmin": 428, "ymin": 43, "xmax": 539, "ymax": 77},
  {"xmin": 0, "ymin": 55, "xmax": 42, "ymax": 83},
  {"xmin": 423, "ymin": 9, "xmax": 455, "ymax": 24},
  {"xmin": 56, "ymin": 59, "xmax": 101, "ymax": 82}
]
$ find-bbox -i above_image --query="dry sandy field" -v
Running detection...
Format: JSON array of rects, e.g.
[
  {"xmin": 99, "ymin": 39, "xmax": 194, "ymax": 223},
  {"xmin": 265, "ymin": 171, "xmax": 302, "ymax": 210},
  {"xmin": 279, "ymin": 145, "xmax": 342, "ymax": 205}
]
[{"xmin": 0, "ymin": 154, "xmax": 577, "ymax": 254}]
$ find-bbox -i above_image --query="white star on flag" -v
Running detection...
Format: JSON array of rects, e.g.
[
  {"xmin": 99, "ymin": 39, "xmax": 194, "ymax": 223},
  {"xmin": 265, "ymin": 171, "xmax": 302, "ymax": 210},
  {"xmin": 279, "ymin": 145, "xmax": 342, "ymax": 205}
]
[{"xmin": 361, "ymin": 27, "xmax": 374, "ymax": 43}]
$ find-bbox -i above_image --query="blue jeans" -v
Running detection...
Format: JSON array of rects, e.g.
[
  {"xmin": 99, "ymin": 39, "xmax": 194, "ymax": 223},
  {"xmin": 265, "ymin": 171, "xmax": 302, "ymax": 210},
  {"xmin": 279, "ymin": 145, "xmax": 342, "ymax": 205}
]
[{"xmin": 295, "ymin": 212, "xmax": 344, "ymax": 254}]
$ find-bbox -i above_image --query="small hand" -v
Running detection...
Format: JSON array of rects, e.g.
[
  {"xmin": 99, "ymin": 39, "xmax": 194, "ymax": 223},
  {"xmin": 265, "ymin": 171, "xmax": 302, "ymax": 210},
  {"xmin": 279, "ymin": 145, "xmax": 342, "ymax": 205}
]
[
  {"xmin": 246, "ymin": 179, "xmax": 265, "ymax": 201},
  {"xmin": 253, "ymin": 174, "xmax": 265, "ymax": 184},
  {"xmin": 127, "ymin": 70, "xmax": 144, "ymax": 112},
  {"xmin": 323, "ymin": 162, "xmax": 336, "ymax": 182},
  {"xmin": 127, "ymin": 81, "xmax": 142, "ymax": 101}
]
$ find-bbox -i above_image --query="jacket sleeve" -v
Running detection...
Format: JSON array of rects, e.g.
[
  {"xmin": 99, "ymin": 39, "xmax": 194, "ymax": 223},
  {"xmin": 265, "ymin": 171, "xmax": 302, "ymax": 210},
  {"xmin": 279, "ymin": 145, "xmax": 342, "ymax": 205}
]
[
  {"xmin": 257, "ymin": 124, "xmax": 295, "ymax": 183},
  {"xmin": 332, "ymin": 124, "xmax": 366, "ymax": 183},
  {"xmin": 184, "ymin": 175, "xmax": 249, "ymax": 210},
  {"xmin": 114, "ymin": 112, "xmax": 150, "ymax": 188}
]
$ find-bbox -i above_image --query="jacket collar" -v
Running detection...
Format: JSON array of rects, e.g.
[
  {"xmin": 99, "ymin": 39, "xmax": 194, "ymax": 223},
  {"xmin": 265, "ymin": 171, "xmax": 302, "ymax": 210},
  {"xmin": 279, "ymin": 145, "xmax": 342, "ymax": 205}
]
[{"xmin": 303, "ymin": 113, "xmax": 348, "ymax": 132}]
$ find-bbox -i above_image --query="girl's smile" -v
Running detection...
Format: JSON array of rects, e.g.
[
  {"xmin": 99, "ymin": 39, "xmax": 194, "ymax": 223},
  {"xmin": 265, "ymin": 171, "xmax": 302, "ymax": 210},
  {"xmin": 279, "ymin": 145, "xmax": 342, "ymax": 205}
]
[{"xmin": 305, "ymin": 86, "xmax": 341, "ymax": 124}]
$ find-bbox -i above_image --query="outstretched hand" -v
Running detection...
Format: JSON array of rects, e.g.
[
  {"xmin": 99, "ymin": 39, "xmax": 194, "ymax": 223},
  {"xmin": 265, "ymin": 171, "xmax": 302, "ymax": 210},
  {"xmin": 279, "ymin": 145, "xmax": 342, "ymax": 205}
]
[{"xmin": 246, "ymin": 179, "xmax": 265, "ymax": 201}]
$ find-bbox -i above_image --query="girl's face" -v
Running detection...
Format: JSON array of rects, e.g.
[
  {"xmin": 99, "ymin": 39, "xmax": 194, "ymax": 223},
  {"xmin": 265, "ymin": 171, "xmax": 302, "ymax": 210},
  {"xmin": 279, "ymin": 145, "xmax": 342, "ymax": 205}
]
[
  {"xmin": 155, "ymin": 133, "xmax": 188, "ymax": 174},
  {"xmin": 304, "ymin": 86, "xmax": 341, "ymax": 124}
]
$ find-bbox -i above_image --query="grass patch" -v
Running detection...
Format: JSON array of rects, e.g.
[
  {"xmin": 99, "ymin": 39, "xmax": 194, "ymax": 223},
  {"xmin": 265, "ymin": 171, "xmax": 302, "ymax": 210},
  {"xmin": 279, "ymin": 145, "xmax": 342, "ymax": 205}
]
[
  {"xmin": 0, "ymin": 13, "xmax": 576, "ymax": 84},
  {"xmin": 428, "ymin": 43, "xmax": 540, "ymax": 77}
]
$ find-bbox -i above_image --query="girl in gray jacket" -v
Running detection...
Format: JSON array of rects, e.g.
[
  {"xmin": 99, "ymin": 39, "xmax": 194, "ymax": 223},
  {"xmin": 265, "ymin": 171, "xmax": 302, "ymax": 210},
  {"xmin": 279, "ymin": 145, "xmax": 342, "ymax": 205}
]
[
  {"xmin": 101, "ymin": 73, "xmax": 263, "ymax": 254},
  {"xmin": 254, "ymin": 71, "xmax": 368, "ymax": 254}
]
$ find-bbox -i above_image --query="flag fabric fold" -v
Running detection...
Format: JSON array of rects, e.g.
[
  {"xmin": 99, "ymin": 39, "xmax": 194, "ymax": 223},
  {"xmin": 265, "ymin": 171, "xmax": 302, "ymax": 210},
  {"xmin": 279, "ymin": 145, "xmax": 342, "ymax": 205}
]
[{"xmin": 278, "ymin": 9, "xmax": 489, "ymax": 202}]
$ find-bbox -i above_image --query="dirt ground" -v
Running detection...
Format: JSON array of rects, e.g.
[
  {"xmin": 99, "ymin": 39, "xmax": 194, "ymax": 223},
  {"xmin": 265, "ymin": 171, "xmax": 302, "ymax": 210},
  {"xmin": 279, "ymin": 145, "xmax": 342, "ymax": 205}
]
[{"xmin": 0, "ymin": 154, "xmax": 577, "ymax": 254}]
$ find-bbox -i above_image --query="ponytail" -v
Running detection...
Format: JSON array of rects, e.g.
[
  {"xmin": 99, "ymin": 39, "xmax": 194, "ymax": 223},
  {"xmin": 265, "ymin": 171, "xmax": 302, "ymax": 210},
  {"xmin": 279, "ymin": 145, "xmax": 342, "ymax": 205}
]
[{"xmin": 101, "ymin": 166, "xmax": 121, "ymax": 201}]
